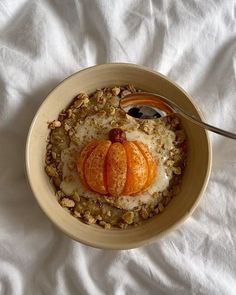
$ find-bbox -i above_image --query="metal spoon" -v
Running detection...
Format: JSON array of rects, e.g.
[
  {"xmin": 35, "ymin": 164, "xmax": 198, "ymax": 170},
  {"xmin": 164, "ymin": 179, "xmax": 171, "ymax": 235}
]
[{"xmin": 119, "ymin": 92, "xmax": 236, "ymax": 140}]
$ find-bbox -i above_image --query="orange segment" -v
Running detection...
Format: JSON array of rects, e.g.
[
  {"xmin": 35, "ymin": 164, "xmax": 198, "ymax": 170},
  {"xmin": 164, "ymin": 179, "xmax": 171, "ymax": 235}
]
[
  {"xmin": 134, "ymin": 141, "xmax": 157, "ymax": 190},
  {"xmin": 77, "ymin": 140, "xmax": 101, "ymax": 187},
  {"xmin": 123, "ymin": 141, "xmax": 148, "ymax": 195},
  {"xmin": 106, "ymin": 143, "xmax": 127, "ymax": 196},
  {"xmin": 84, "ymin": 140, "xmax": 111, "ymax": 194}
]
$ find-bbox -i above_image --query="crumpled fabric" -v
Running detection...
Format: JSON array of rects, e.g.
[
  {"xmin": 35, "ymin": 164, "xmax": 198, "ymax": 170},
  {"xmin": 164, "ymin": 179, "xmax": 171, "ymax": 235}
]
[{"xmin": 0, "ymin": 0, "xmax": 236, "ymax": 294}]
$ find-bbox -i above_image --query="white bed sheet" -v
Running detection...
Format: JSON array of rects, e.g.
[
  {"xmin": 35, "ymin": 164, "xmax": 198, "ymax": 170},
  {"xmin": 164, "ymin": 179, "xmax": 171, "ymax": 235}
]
[{"xmin": 1, "ymin": 0, "xmax": 236, "ymax": 294}]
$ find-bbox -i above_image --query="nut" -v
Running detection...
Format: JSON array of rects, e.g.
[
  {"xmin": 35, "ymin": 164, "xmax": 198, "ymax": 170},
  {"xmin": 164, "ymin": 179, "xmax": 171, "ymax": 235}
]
[
  {"xmin": 56, "ymin": 190, "xmax": 65, "ymax": 198},
  {"xmin": 111, "ymin": 87, "xmax": 120, "ymax": 96},
  {"xmin": 60, "ymin": 197, "xmax": 75, "ymax": 208},
  {"xmin": 173, "ymin": 167, "xmax": 181, "ymax": 175},
  {"xmin": 64, "ymin": 123, "xmax": 71, "ymax": 131},
  {"xmin": 72, "ymin": 191, "xmax": 80, "ymax": 202},
  {"xmin": 109, "ymin": 106, "xmax": 116, "ymax": 116},
  {"xmin": 48, "ymin": 120, "xmax": 61, "ymax": 129},
  {"xmin": 121, "ymin": 90, "xmax": 131, "ymax": 98},
  {"xmin": 127, "ymin": 84, "xmax": 136, "ymax": 93},
  {"xmin": 74, "ymin": 210, "xmax": 81, "ymax": 218},
  {"xmin": 45, "ymin": 165, "xmax": 58, "ymax": 177},
  {"xmin": 122, "ymin": 211, "xmax": 134, "ymax": 224},
  {"xmin": 95, "ymin": 90, "xmax": 103, "ymax": 100},
  {"xmin": 74, "ymin": 93, "xmax": 89, "ymax": 108},
  {"xmin": 104, "ymin": 223, "xmax": 111, "ymax": 229},
  {"xmin": 84, "ymin": 213, "xmax": 96, "ymax": 224},
  {"xmin": 140, "ymin": 207, "xmax": 149, "ymax": 219},
  {"xmin": 52, "ymin": 151, "xmax": 57, "ymax": 160},
  {"xmin": 158, "ymin": 203, "xmax": 164, "ymax": 212},
  {"xmin": 154, "ymin": 207, "xmax": 159, "ymax": 214}
]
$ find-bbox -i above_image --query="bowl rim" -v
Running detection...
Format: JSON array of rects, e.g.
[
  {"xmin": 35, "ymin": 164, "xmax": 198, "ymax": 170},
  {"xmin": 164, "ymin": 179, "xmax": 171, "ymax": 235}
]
[{"xmin": 25, "ymin": 62, "xmax": 212, "ymax": 249}]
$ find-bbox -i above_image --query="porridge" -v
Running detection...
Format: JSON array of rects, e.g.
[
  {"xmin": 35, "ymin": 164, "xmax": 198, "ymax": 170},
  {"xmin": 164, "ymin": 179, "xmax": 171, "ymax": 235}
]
[{"xmin": 45, "ymin": 85, "xmax": 187, "ymax": 229}]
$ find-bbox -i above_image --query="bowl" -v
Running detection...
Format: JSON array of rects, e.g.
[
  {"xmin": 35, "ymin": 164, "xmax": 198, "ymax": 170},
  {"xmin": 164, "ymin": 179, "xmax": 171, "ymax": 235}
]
[{"xmin": 26, "ymin": 63, "xmax": 212, "ymax": 250}]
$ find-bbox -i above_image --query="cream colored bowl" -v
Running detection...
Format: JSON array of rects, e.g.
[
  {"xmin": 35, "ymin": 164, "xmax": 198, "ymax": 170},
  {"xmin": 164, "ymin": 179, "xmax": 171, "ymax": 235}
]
[{"xmin": 26, "ymin": 63, "xmax": 212, "ymax": 249}]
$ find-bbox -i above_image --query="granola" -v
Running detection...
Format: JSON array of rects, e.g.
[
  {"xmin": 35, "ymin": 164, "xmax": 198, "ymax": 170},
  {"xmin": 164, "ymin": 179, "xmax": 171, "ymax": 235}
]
[{"xmin": 45, "ymin": 85, "xmax": 187, "ymax": 229}]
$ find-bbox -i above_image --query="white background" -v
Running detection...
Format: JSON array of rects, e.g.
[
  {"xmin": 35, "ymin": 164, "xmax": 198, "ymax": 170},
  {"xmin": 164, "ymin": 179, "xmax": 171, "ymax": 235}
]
[{"xmin": 0, "ymin": 0, "xmax": 236, "ymax": 294}]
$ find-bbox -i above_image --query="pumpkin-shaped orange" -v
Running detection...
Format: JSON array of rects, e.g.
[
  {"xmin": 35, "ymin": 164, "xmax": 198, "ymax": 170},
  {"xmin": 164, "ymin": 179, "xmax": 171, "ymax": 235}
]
[{"xmin": 77, "ymin": 128, "xmax": 157, "ymax": 196}]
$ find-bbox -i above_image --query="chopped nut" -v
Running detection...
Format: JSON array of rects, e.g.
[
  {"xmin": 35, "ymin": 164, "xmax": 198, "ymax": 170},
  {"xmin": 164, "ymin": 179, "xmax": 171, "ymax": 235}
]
[
  {"xmin": 72, "ymin": 191, "xmax": 80, "ymax": 202},
  {"xmin": 110, "ymin": 120, "xmax": 117, "ymax": 127},
  {"xmin": 56, "ymin": 190, "xmax": 65, "ymax": 198},
  {"xmin": 74, "ymin": 210, "xmax": 81, "ymax": 218},
  {"xmin": 119, "ymin": 222, "xmax": 128, "ymax": 229},
  {"xmin": 68, "ymin": 129, "xmax": 75, "ymax": 137},
  {"xmin": 109, "ymin": 106, "xmax": 116, "ymax": 116},
  {"xmin": 98, "ymin": 110, "xmax": 106, "ymax": 117},
  {"xmin": 152, "ymin": 192, "xmax": 163, "ymax": 204},
  {"xmin": 94, "ymin": 90, "xmax": 103, "ymax": 100},
  {"xmin": 111, "ymin": 87, "xmax": 120, "ymax": 96},
  {"xmin": 58, "ymin": 112, "xmax": 67, "ymax": 121},
  {"xmin": 60, "ymin": 197, "xmax": 75, "ymax": 208},
  {"xmin": 45, "ymin": 165, "xmax": 58, "ymax": 177},
  {"xmin": 104, "ymin": 223, "xmax": 111, "ymax": 229},
  {"xmin": 49, "ymin": 120, "xmax": 61, "ymax": 129},
  {"xmin": 52, "ymin": 151, "xmax": 57, "ymax": 160},
  {"xmin": 163, "ymin": 189, "xmax": 170, "ymax": 197},
  {"xmin": 74, "ymin": 94, "xmax": 89, "ymax": 108},
  {"xmin": 99, "ymin": 220, "xmax": 106, "ymax": 227},
  {"xmin": 127, "ymin": 84, "xmax": 136, "ymax": 93},
  {"xmin": 173, "ymin": 167, "xmax": 181, "ymax": 175},
  {"xmin": 64, "ymin": 123, "xmax": 71, "ymax": 131},
  {"xmin": 107, "ymin": 210, "xmax": 111, "ymax": 217},
  {"xmin": 154, "ymin": 207, "xmax": 159, "ymax": 214},
  {"xmin": 121, "ymin": 90, "xmax": 131, "ymax": 98},
  {"xmin": 166, "ymin": 159, "xmax": 174, "ymax": 167},
  {"xmin": 164, "ymin": 197, "xmax": 171, "ymax": 206},
  {"xmin": 94, "ymin": 90, "xmax": 107, "ymax": 105},
  {"xmin": 122, "ymin": 211, "xmax": 134, "ymax": 224},
  {"xmin": 67, "ymin": 109, "xmax": 73, "ymax": 118},
  {"xmin": 84, "ymin": 213, "xmax": 96, "ymax": 224},
  {"xmin": 140, "ymin": 208, "xmax": 149, "ymax": 219},
  {"xmin": 158, "ymin": 203, "xmax": 164, "ymax": 212},
  {"xmin": 140, "ymin": 121, "xmax": 155, "ymax": 135},
  {"xmin": 96, "ymin": 215, "xmax": 102, "ymax": 221}
]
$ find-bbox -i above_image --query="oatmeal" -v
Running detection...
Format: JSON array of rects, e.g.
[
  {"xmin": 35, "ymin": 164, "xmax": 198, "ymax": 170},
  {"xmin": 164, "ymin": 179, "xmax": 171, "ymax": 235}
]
[{"xmin": 45, "ymin": 85, "xmax": 187, "ymax": 229}]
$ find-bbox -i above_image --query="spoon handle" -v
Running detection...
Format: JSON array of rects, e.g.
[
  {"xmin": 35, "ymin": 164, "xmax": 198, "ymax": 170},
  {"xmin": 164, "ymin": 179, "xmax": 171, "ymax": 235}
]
[
  {"xmin": 164, "ymin": 96, "xmax": 236, "ymax": 140},
  {"xmin": 178, "ymin": 111, "xmax": 236, "ymax": 140}
]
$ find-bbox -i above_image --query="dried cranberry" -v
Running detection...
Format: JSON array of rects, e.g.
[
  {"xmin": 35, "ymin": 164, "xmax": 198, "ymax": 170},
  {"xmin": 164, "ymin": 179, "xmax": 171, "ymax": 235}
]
[{"xmin": 108, "ymin": 128, "xmax": 127, "ymax": 143}]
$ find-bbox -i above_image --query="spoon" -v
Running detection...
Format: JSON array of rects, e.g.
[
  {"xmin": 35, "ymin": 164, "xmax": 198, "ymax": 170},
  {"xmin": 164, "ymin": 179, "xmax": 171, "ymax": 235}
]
[{"xmin": 119, "ymin": 92, "xmax": 236, "ymax": 140}]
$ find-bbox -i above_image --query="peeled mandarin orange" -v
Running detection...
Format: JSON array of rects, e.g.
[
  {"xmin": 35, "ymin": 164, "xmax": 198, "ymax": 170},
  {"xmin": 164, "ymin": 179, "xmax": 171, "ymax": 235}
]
[
  {"xmin": 84, "ymin": 140, "xmax": 111, "ymax": 194},
  {"xmin": 133, "ymin": 141, "xmax": 157, "ymax": 190},
  {"xmin": 77, "ymin": 128, "xmax": 157, "ymax": 196},
  {"xmin": 106, "ymin": 142, "xmax": 127, "ymax": 196},
  {"xmin": 123, "ymin": 141, "xmax": 148, "ymax": 195},
  {"xmin": 77, "ymin": 140, "xmax": 101, "ymax": 187}
]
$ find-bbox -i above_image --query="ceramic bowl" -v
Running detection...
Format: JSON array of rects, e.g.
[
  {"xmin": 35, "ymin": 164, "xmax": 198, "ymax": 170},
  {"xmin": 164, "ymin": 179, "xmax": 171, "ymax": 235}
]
[{"xmin": 26, "ymin": 63, "xmax": 212, "ymax": 249}]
